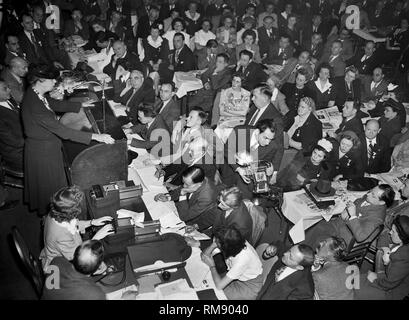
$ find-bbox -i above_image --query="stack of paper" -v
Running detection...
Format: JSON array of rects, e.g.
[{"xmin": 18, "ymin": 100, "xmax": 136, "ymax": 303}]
[
  {"xmin": 155, "ymin": 279, "xmax": 199, "ymax": 300},
  {"xmin": 117, "ymin": 208, "xmax": 145, "ymax": 224}
]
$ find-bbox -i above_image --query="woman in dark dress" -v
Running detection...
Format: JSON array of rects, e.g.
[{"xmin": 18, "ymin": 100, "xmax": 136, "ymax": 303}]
[
  {"xmin": 276, "ymin": 139, "xmax": 332, "ymax": 191},
  {"xmin": 286, "ymin": 97, "xmax": 323, "ymax": 156},
  {"xmin": 141, "ymin": 23, "xmax": 170, "ymax": 74},
  {"xmin": 308, "ymin": 63, "xmax": 335, "ymax": 110},
  {"xmin": 281, "ymin": 69, "xmax": 314, "ymax": 130},
  {"xmin": 379, "ymin": 103, "xmax": 404, "ymax": 143},
  {"xmin": 22, "ymin": 66, "xmax": 115, "ymax": 215},
  {"xmin": 327, "ymin": 131, "xmax": 364, "ymax": 181}
]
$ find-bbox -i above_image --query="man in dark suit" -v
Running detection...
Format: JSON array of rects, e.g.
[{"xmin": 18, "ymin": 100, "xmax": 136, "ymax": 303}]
[
  {"xmin": 137, "ymin": 5, "xmax": 163, "ymax": 39},
  {"xmin": 221, "ymin": 119, "xmax": 284, "ymax": 199},
  {"xmin": 330, "ymin": 66, "xmax": 361, "ymax": 110},
  {"xmin": 129, "ymin": 105, "xmax": 170, "ymax": 155},
  {"xmin": 170, "ymin": 33, "xmax": 196, "ymax": 72},
  {"xmin": 0, "ymin": 80, "xmax": 24, "ymax": 171},
  {"xmin": 264, "ymin": 35, "xmax": 295, "ymax": 65},
  {"xmin": 196, "ymin": 39, "xmax": 225, "ymax": 70},
  {"xmin": 257, "ymin": 243, "xmax": 315, "ymax": 300},
  {"xmin": 325, "ymin": 28, "xmax": 355, "ymax": 62},
  {"xmin": 156, "ymin": 166, "xmax": 220, "ymax": 231},
  {"xmin": 63, "ymin": 8, "xmax": 90, "ymax": 40},
  {"xmin": 303, "ymin": 33, "xmax": 324, "ymax": 65},
  {"xmin": 2, "ymin": 34, "xmax": 26, "ymax": 66},
  {"xmin": 361, "ymin": 67, "xmax": 389, "ymax": 102},
  {"xmin": 319, "ymin": 40, "xmax": 346, "ymax": 78},
  {"xmin": 361, "ymin": 120, "xmax": 392, "ymax": 174},
  {"xmin": 235, "ymin": 50, "xmax": 267, "ymax": 91},
  {"xmin": 348, "ymin": 41, "xmax": 379, "ymax": 77},
  {"xmin": 71, "ymin": 0, "xmax": 101, "ymax": 22},
  {"xmin": 155, "ymin": 83, "xmax": 180, "ymax": 132},
  {"xmin": 310, "ymin": 0, "xmax": 332, "ymax": 19},
  {"xmin": 159, "ymin": 0, "xmax": 182, "ymax": 21},
  {"xmin": 1, "ymin": 57, "xmax": 28, "ymax": 104},
  {"xmin": 257, "ymin": 15, "xmax": 279, "ymax": 60},
  {"xmin": 102, "ymin": 40, "xmax": 142, "ymax": 79},
  {"xmin": 334, "ymin": 100, "xmax": 365, "ymax": 141},
  {"xmin": 114, "ymin": 70, "xmax": 155, "ymax": 124},
  {"xmin": 303, "ymin": 14, "xmax": 328, "ymax": 46}
]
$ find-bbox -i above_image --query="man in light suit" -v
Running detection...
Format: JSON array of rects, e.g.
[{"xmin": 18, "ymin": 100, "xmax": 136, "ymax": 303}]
[
  {"xmin": 257, "ymin": 244, "xmax": 315, "ymax": 300},
  {"xmin": 0, "ymin": 57, "xmax": 28, "ymax": 104},
  {"xmin": 319, "ymin": 40, "xmax": 346, "ymax": 78}
]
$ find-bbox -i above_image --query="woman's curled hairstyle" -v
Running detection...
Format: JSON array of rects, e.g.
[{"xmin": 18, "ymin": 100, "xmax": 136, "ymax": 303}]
[{"xmin": 49, "ymin": 185, "xmax": 85, "ymax": 223}]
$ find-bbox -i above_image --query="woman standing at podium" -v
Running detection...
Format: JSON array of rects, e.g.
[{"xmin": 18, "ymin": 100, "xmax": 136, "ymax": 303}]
[{"xmin": 21, "ymin": 65, "xmax": 115, "ymax": 216}]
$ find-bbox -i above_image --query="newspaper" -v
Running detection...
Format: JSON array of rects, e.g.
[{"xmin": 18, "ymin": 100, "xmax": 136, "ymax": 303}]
[{"xmin": 314, "ymin": 106, "xmax": 343, "ymax": 136}]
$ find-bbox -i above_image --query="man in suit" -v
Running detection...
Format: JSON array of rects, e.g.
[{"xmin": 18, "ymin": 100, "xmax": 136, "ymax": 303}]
[
  {"xmin": 264, "ymin": 35, "xmax": 295, "ymax": 65},
  {"xmin": 235, "ymin": 50, "xmax": 267, "ymax": 91},
  {"xmin": 63, "ymin": 8, "xmax": 90, "ymax": 40},
  {"xmin": 196, "ymin": 39, "xmax": 225, "ymax": 70},
  {"xmin": 0, "ymin": 80, "xmax": 24, "ymax": 171},
  {"xmin": 257, "ymin": 243, "xmax": 315, "ymax": 300},
  {"xmin": 71, "ymin": 0, "xmax": 101, "ymax": 22},
  {"xmin": 221, "ymin": 119, "xmax": 284, "ymax": 199},
  {"xmin": 189, "ymin": 52, "xmax": 232, "ymax": 112},
  {"xmin": 42, "ymin": 240, "xmax": 106, "ymax": 300},
  {"xmin": 102, "ymin": 40, "xmax": 142, "ymax": 79},
  {"xmin": 303, "ymin": 33, "xmax": 324, "ymax": 66},
  {"xmin": 129, "ymin": 105, "xmax": 170, "ymax": 155},
  {"xmin": 1, "ymin": 57, "xmax": 28, "ymax": 104},
  {"xmin": 361, "ymin": 119, "xmax": 392, "ymax": 174},
  {"xmin": 159, "ymin": 0, "xmax": 182, "ymax": 21},
  {"xmin": 137, "ymin": 5, "xmax": 163, "ymax": 38},
  {"xmin": 105, "ymin": 10, "xmax": 129, "ymax": 40},
  {"xmin": 310, "ymin": 0, "xmax": 332, "ymax": 19},
  {"xmin": 361, "ymin": 67, "xmax": 389, "ymax": 102},
  {"xmin": 319, "ymin": 40, "xmax": 346, "ymax": 78},
  {"xmin": 3, "ymin": 34, "xmax": 26, "ymax": 66},
  {"xmin": 325, "ymin": 28, "xmax": 355, "ymax": 62},
  {"xmin": 156, "ymin": 166, "xmax": 219, "ymax": 231},
  {"xmin": 330, "ymin": 66, "xmax": 361, "ymax": 110},
  {"xmin": 276, "ymin": 51, "xmax": 314, "ymax": 86},
  {"xmin": 348, "ymin": 41, "xmax": 379, "ymax": 77},
  {"xmin": 114, "ymin": 70, "xmax": 155, "ymax": 124},
  {"xmin": 155, "ymin": 83, "xmax": 180, "ymax": 132},
  {"xmin": 334, "ymin": 100, "xmax": 365, "ymax": 141},
  {"xmin": 303, "ymin": 14, "xmax": 326, "ymax": 46},
  {"xmin": 257, "ymin": 15, "xmax": 279, "ymax": 60},
  {"xmin": 108, "ymin": 0, "xmax": 133, "ymax": 27}
]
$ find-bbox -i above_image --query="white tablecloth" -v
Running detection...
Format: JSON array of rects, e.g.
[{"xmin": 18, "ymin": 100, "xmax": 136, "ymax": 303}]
[{"xmin": 173, "ymin": 71, "xmax": 203, "ymax": 98}]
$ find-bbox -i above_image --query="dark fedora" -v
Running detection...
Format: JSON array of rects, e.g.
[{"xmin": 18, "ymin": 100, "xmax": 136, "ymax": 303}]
[
  {"xmin": 310, "ymin": 179, "xmax": 336, "ymax": 197},
  {"xmin": 347, "ymin": 177, "xmax": 379, "ymax": 192}
]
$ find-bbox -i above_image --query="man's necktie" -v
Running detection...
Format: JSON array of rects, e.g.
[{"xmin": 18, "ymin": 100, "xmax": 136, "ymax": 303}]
[
  {"xmin": 367, "ymin": 141, "xmax": 374, "ymax": 163},
  {"xmin": 329, "ymin": 55, "xmax": 335, "ymax": 63},
  {"xmin": 175, "ymin": 50, "xmax": 180, "ymax": 63},
  {"xmin": 278, "ymin": 48, "xmax": 283, "ymax": 56},
  {"xmin": 126, "ymin": 88, "xmax": 137, "ymax": 107},
  {"xmin": 249, "ymin": 109, "xmax": 260, "ymax": 126},
  {"xmin": 30, "ymin": 32, "xmax": 39, "ymax": 56}
]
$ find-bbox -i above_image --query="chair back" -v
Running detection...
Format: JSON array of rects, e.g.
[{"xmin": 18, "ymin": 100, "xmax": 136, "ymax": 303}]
[
  {"xmin": 244, "ymin": 199, "xmax": 266, "ymax": 247},
  {"xmin": 11, "ymin": 227, "xmax": 45, "ymax": 299},
  {"xmin": 343, "ymin": 224, "xmax": 384, "ymax": 268}
]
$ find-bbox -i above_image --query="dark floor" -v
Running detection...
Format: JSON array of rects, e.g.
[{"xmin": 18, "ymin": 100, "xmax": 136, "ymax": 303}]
[{"xmin": 0, "ymin": 187, "xmax": 42, "ymax": 300}]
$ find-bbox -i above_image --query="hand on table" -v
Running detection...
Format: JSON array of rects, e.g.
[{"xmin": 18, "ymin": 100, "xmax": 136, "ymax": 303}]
[
  {"xmin": 154, "ymin": 193, "xmax": 170, "ymax": 202},
  {"xmin": 93, "ymin": 224, "xmax": 114, "ymax": 240},
  {"xmin": 92, "ymin": 216, "xmax": 113, "ymax": 226},
  {"xmin": 93, "ymin": 133, "xmax": 115, "ymax": 144}
]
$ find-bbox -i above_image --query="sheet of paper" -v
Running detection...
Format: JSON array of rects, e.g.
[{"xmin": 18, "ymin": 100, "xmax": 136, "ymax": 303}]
[
  {"xmin": 155, "ymin": 278, "xmax": 199, "ymax": 300},
  {"xmin": 185, "ymin": 248, "xmax": 211, "ymax": 288},
  {"xmin": 127, "ymin": 167, "xmax": 149, "ymax": 192},
  {"xmin": 117, "ymin": 209, "xmax": 145, "ymax": 223},
  {"xmin": 108, "ymin": 100, "xmax": 127, "ymax": 117},
  {"xmin": 185, "ymin": 229, "xmax": 211, "ymax": 241},
  {"xmin": 159, "ymin": 212, "xmax": 183, "ymax": 229},
  {"xmin": 105, "ymin": 284, "xmax": 139, "ymax": 300},
  {"xmin": 289, "ymin": 219, "xmax": 305, "ymax": 244}
]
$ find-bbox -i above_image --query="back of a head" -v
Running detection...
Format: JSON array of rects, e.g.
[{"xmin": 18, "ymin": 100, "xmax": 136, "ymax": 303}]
[
  {"xmin": 297, "ymin": 244, "xmax": 315, "ymax": 268},
  {"xmin": 213, "ymin": 225, "xmax": 246, "ymax": 258},
  {"xmin": 378, "ymin": 184, "xmax": 395, "ymax": 208},
  {"xmin": 327, "ymin": 236, "xmax": 347, "ymax": 261},
  {"xmin": 72, "ymin": 240, "xmax": 104, "ymax": 275},
  {"xmin": 182, "ymin": 165, "xmax": 205, "ymax": 184},
  {"xmin": 220, "ymin": 186, "xmax": 243, "ymax": 209}
]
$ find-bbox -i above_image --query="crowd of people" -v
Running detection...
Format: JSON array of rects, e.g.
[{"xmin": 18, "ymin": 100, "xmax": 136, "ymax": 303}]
[{"xmin": 1, "ymin": 0, "xmax": 409, "ymax": 300}]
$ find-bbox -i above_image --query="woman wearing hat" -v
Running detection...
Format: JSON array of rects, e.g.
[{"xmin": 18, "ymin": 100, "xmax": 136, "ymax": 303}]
[
  {"xmin": 355, "ymin": 215, "xmax": 409, "ymax": 300},
  {"xmin": 276, "ymin": 138, "xmax": 332, "ymax": 192},
  {"xmin": 327, "ymin": 130, "xmax": 364, "ymax": 181},
  {"xmin": 22, "ymin": 65, "xmax": 115, "ymax": 215}
]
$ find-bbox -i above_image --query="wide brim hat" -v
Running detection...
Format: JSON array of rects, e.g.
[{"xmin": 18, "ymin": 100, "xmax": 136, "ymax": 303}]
[{"xmin": 310, "ymin": 179, "xmax": 336, "ymax": 197}]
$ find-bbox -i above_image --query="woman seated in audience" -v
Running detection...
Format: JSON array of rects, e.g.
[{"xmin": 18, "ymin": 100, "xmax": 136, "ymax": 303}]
[
  {"xmin": 212, "ymin": 186, "xmax": 253, "ymax": 243},
  {"xmin": 211, "ymin": 75, "xmax": 251, "ymax": 128},
  {"xmin": 216, "ymin": 15, "xmax": 237, "ymax": 64},
  {"xmin": 163, "ymin": 18, "xmax": 191, "ymax": 51},
  {"xmin": 281, "ymin": 69, "xmax": 314, "ymax": 131},
  {"xmin": 312, "ymin": 236, "xmax": 354, "ymax": 300},
  {"xmin": 141, "ymin": 24, "xmax": 170, "ymax": 75},
  {"xmin": 163, "ymin": 8, "xmax": 180, "ymax": 33},
  {"xmin": 355, "ymin": 215, "xmax": 409, "ymax": 300},
  {"xmin": 286, "ymin": 97, "xmax": 323, "ymax": 156},
  {"xmin": 266, "ymin": 75, "xmax": 289, "ymax": 117},
  {"xmin": 40, "ymin": 186, "xmax": 113, "ymax": 272},
  {"xmin": 327, "ymin": 131, "xmax": 364, "ymax": 181},
  {"xmin": 307, "ymin": 63, "xmax": 335, "ymax": 110},
  {"xmin": 379, "ymin": 102, "xmax": 403, "ymax": 143},
  {"xmin": 276, "ymin": 138, "xmax": 332, "ymax": 191},
  {"xmin": 201, "ymin": 226, "xmax": 263, "ymax": 300},
  {"xmin": 235, "ymin": 30, "xmax": 261, "ymax": 64}
]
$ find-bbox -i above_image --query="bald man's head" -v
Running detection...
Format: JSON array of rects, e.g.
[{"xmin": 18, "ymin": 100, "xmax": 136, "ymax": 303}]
[
  {"xmin": 365, "ymin": 119, "xmax": 380, "ymax": 140},
  {"xmin": 73, "ymin": 240, "xmax": 104, "ymax": 275},
  {"xmin": 113, "ymin": 40, "xmax": 126, "ymax": 58},
  {"xmin": 373, "ymin": 67, "xmax": 384, "ymax": 83},
  {"xmin": 10, "ymin": 57, "xmax": 29, "ymax": 77}
]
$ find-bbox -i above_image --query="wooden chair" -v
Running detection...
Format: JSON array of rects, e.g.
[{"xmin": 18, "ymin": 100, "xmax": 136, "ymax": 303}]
[
  {"xmin": 11, "ymin": 227, "xmax": 45, "ymax": 299},
  {"xmin": 343, "ymin": 224, "xmax": 384, "ymax": 269}
]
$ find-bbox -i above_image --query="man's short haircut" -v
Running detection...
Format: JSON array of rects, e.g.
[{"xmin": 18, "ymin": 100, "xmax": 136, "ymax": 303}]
[
  {"xmin": 263, "ymin": 15, "xmax": 274, "ymax": 22},
  {"xmin": 73, "ymin": 240, "xmax": 104, "ymax": 275},
  {"xmin": 327, "ymin": 237, "xmax": 347, "ymax": 261},
  {"xmin": 213, "ymin": 226, "xmax": 246, "ymax": 258},
  {"xmin": 378, "ymin": 184, "xmax": 395, "ymax": 208},
  {"xmin": 161, "ymin": 82, "xmax": 175, "ymax": 91},
  {"xmin": 174, "ymin": 32, "xmax": 185, "ymax": 41},
  {"xmin": 149, "ymin": 5, "xmax": 160, "ymax": 12},
  {"xmin": 182, "ymin": 165, "xmax": 205, "ymax": 184},
  {"xmin": 217, "ymin": 53, "xmax": 229, "ymax": 63},
  {"xmin": 239, "ymin": 49, "xmax": 253, "ymax": 60},
  {"xmin": 206, "ymin": 39, "xmax": 218, "ymax": 49},
  {"xmin": 138, "ymin": 105, "xmax": 157, "ymax": 118},
  {"xmin": 255, "ymin": 85, "xmax": 273, "ymax": 100},
  {"xmin": 297, "ymin": 244, "xmax": 315, "ymax": 267},
  {"xmin": 220, "ymin": 186, "xmax": 243, "ymax": 209},
  {"xmin": 257, "ymin": 119, "xmax": 276, "ymax": 133}
]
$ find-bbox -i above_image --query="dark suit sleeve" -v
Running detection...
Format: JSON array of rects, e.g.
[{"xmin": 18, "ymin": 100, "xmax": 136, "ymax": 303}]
[
  {"xmin": 48, "ymin": 98, "xmax": 82, "ymax": 113},
  {"xmin": 176, "ymin": 197, "xmax": 211, "ymax": 222},
  {"xmin": 0, "ymin": 120, "xmax": 24, "ymax": 149},
  {"xmin": 288, "ymin": 275, "xmax": 314, "ymax": 300},
  {"xmin": 346, "ymin": 210, "xmax": 383, "ymax": 243}
]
